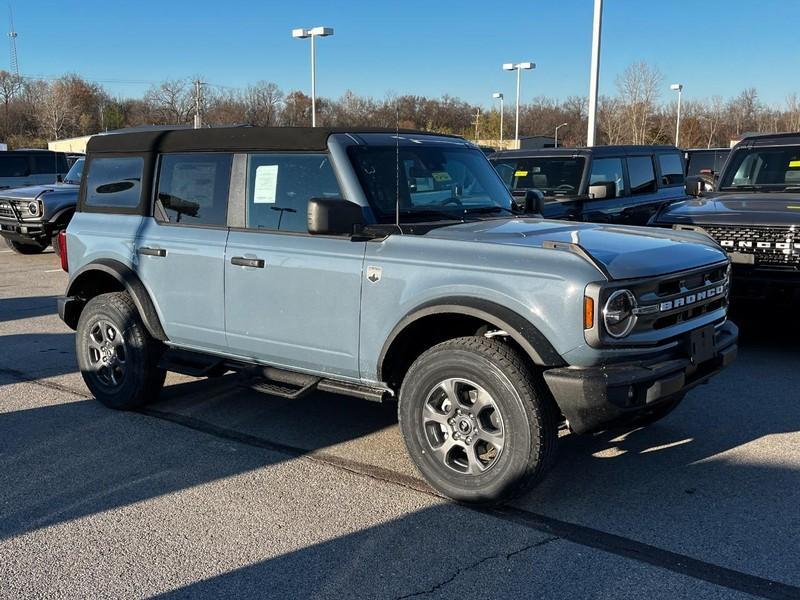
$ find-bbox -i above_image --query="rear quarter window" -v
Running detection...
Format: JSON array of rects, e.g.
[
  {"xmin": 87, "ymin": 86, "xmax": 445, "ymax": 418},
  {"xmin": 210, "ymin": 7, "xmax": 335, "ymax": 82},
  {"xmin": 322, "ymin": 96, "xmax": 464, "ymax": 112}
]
[
  {"xmin": 31, "ymin": 154, "xmax": 61, "ymax": 175},
  {"xmin": 84, "ymin": 156, "xmax": 144, "ymax": 208},
  {"xmin": 658, "ymin": 153, "xmax": 685, "ymax": 186},
  {"xmin": 0, "ymin": 155, "xmax": 30, "ymax": 178}
]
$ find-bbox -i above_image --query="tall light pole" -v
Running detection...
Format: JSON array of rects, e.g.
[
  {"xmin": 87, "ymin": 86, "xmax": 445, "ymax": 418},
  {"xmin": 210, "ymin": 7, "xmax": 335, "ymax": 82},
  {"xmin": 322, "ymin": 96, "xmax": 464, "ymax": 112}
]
[
  {"xmin": 671, "ymin": 83, "xmax": 684, "ymax": 147},
  {"xmin": 292, "ymin": 26, "xmax": 334, "ymax": 127},
  {"xmin": 586, "ymin": 0, "xmax": 603, "ymax": 146},
  {"xmin": 502, "ymin": 62, "xmax": 534, "ymax": 147},
  {"xmin": 554, "ymin": 122, "xmax": 568, "ymax": 148},
  {"xmin": 492, "ymin": 92, "xmax": 504, "ymax": 144}
]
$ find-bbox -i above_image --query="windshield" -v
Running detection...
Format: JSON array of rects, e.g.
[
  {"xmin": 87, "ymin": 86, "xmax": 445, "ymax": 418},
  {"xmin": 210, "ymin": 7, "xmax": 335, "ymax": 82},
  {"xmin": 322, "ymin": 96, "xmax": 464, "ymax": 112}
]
[
  {"xmin": 491, "ymin": 156, "xmax": 585, "ymax": 197},
  {"xmin": 348, "ymin": 145, "xmax": 514, "ymax": 223},
  {"xmin": 64, "ymin": 158, "xmax": 84, "ymax": 184},
  {"xmin": 719, "ymin": 146, "xmax": 800, "ymax": 191}
]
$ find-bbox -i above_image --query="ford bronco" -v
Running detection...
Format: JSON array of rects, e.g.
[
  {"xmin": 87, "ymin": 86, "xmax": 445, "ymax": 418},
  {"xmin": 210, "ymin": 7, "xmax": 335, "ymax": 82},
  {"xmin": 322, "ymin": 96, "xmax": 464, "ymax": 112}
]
[
  {"xmin": 654, "ymin": 132, "xmax": 800, "ymax": 302},
  {"xmin": 57, "ymin": 127, "xmax": 738, "ymax": 503}
]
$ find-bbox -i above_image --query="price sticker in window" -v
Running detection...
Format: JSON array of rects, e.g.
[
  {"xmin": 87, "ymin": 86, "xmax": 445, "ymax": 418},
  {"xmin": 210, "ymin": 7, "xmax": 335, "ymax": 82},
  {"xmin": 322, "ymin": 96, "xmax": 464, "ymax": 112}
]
[
  {"xmin": 514, "ymin": 170, "xmax": 528, "ymax": 177},
  {"xmin": 432, "ymin": 171, "xmax": 452, "ymax": 182},
  {"xmin": 789, "ymin": 160, "xmax": 800, "ymax": 168}
]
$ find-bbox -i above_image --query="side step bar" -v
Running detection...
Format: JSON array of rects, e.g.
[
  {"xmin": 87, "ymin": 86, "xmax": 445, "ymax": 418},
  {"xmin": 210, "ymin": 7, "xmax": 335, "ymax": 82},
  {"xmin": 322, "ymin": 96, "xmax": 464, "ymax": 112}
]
[{"xmin": 160, "ymin": 348, "xmax": 394, "ymax": 403}]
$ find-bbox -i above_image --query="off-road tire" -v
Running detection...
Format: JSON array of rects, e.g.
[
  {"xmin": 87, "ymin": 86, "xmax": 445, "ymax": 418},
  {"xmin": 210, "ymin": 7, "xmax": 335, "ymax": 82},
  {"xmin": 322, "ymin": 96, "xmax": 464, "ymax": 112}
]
[
  {"xmin": 398, "ymin": 336, "xmax": 559, "ymax": 505},
  {"xmin": 76, "ymin": 292, "xmax": 166, "ymax": 410},
  {"xmin": 3, "ymin": 237, "xmax": 48, "ymax": 254}
]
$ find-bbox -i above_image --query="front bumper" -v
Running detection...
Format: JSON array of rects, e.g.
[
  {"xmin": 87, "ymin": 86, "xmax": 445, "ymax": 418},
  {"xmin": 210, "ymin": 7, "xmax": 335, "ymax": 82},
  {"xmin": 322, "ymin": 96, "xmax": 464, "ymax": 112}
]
[
  {"xmin": 543, "ymin": 321, "xmax": 738, "ymax": 434},
  {"xmin": 0, "ymin": 215, "xmax": 49, "ymax": 242}
]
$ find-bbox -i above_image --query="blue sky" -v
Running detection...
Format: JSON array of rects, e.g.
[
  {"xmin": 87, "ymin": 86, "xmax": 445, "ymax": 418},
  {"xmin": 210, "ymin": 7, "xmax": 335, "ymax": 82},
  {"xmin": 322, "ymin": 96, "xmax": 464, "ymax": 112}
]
[{"xmin": 13, "ymin": 0, "xmax": 799, "ymax": 108}]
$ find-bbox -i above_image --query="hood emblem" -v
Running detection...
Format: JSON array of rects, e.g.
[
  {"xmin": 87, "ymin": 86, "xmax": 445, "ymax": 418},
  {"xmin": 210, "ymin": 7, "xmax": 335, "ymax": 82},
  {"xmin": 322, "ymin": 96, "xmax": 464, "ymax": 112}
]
[{"xmin": 366, "ymin": 266, "xmax": 382, "ymax": 283}]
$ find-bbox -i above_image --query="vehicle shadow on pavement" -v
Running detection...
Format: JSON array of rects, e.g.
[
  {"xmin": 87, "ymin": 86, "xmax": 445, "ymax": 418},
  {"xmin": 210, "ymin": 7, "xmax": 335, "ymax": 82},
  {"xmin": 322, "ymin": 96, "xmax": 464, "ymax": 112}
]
[
  {"xmin": 0, "ymin": 332, "xmax": 76, "ymax": 385},
  {"xmin": 0, "ymin": 374, "xmax": 398, "ymax": 543},
  {"xmin": 0, "ymin": 295, "xmax": 60, "ymax": 324}
]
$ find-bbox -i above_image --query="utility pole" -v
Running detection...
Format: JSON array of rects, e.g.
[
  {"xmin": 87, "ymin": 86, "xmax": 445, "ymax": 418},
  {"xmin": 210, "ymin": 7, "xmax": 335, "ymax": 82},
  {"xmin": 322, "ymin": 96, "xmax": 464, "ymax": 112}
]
[
  {"xmin": 193, "ymin": 79, "xmax": 205, "ymax": 129},
  {"xmin": 472, "ymin": 107, "xmax": 481, "ymax": 142},
  {"xmin": 586, "ymin": 0, "xmax": 602, "ymax": 147}
]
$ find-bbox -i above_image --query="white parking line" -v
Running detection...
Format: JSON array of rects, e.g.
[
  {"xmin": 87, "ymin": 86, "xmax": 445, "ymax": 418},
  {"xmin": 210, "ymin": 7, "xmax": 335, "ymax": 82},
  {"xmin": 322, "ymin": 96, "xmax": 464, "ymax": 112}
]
[
  {"xmin": 43, "ymin": 269, "xmax": 63, "ymax": 273},
  {"xmin": 0, "ymin": 249, "xmax": 12, "ymax": 253}
]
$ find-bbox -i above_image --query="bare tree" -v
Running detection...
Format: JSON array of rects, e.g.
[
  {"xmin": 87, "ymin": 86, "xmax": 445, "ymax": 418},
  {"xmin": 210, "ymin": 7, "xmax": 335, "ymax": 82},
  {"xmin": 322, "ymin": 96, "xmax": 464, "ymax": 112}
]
[
  {"xmin": 245, "ymin": 81, "xmax": 283, "ymax": 126},
  {"xmin": 144, "ymin": 79, "xmax": 194, "ymax": 125},
  {"xmin": 615, "ymin": 61, "xmax": 663, "ymax": 144}
]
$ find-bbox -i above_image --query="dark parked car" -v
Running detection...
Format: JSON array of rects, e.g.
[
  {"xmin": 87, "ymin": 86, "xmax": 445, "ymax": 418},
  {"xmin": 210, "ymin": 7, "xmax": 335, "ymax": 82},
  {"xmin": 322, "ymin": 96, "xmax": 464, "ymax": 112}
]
[
  {"xmin": 684, "ymin": 148, "xmax": 730, "ymax": 191},
  {"xmin": 0, "ymin": 149, "xmax": 70, "ymax": 190},
  {"xmin": 490, "ymin": 145, "xmax": 688, "ymax": 225},
  {"xmin": 653, "ymin": 132, "xmax": 800, "ymax": 301},
  {"xmin": 0, "ymin": 157, "xmax": 83, "ymax": 253}
]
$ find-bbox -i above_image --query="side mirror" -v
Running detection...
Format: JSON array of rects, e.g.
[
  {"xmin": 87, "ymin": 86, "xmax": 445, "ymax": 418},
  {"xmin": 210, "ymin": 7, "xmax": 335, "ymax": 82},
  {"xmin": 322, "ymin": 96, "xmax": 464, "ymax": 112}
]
[
  {"xmin": 524, "ymin": 189, "xmax": 545, "ymax": 216},
  {"xmin": 56, "ymin": 174, "xmax": 63, "ymax": 183},
  {"xmin": 685, "ymin": 176, "xmax": 703, "ymax": 197},
  {"xmin": 588, "ymin": 181, "xmax": 616, "ymax": 200},
  {"xmin": 307, "ymin": 198, "xmax": 366, "ymax": 235}
]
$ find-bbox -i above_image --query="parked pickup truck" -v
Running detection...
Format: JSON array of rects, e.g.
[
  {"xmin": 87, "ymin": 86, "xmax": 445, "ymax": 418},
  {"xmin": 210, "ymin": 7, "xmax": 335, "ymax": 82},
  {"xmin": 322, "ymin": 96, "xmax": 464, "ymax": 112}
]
[
  {"xmin": 653, "ymin": 132, "xmax": 800, "ymax": 302},
  {"xmin": 0, "ymin": 158, "xmax": 83, "ymax": 254},
  {"xmin": 57, "ymin": 127, "xmax": 737, "ymax": 504}
]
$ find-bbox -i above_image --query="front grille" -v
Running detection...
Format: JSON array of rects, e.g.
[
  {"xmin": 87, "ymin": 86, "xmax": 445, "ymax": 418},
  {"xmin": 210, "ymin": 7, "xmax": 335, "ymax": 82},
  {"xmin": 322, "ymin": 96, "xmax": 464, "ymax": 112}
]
[
  {"xmin": 631, "ymin": 263, "xmax": 730, "ymax": 333},
  {"xmin": 704, "ymin": 225, "xmax": 800, "ymax": 266},
  {"xmin": 0, "ymin": 200, "xmax": 15, "ymax": 219}
]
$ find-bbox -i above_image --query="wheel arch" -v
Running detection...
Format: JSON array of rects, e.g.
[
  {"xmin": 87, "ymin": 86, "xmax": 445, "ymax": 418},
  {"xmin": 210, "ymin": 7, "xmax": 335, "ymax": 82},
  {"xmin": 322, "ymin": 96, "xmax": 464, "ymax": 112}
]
[
  {"xmin": 64, "ymin": 258, "xmax": 168, "ymax": 341},
  {"xmin": 377, "ymin": 297, "xmax": 564, "ymax": 388}
]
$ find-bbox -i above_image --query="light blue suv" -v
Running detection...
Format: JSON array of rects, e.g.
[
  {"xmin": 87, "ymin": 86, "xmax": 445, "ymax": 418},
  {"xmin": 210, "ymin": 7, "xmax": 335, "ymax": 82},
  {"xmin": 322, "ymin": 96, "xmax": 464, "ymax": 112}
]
[{"xmin": 58, "ymin": 127, "xmax": 738, "ymax": 503}]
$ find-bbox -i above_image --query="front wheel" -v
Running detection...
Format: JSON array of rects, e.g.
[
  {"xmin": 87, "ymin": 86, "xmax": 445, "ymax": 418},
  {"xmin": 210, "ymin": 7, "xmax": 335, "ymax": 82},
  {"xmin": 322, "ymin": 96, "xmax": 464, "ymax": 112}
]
[
  {"xmin": 76, "ymin": 292, "xmax": 166, "ymax": 410},
  {"xmin": 398, "ymin": 336, "xmax": 559, "ymax": 505},
  {"xmin": 3, "ymin": 237, "xmax": 48, "ymax": 254}
]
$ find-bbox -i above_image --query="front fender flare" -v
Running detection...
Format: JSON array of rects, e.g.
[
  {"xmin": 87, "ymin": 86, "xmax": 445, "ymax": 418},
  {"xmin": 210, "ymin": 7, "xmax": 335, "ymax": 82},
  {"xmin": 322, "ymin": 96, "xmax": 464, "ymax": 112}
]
[
  {"xmin": 64, "ymin": 258, "xmax": 168, "ymax": 341},
  {"xmin": 377, "ymin": 296, "xmax": 565, "ymax": 380}
]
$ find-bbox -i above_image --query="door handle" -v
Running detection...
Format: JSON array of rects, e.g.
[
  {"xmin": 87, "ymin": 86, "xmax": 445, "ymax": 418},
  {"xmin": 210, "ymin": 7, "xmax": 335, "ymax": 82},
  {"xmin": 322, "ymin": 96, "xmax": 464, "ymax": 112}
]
[
  {"xmin": 137, "ymin": 246, "xmax": 167, "ymax": 257},
  {"xmin": 231, "ymin": 256, "xmax": 265, "ymax": 268}
]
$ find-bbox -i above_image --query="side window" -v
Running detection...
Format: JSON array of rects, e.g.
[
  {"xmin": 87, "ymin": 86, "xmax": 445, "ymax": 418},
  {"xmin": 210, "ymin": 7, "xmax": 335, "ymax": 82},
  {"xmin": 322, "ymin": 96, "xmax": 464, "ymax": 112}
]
[
  {"xmin": 589, "ymin": 157, "xmax": 624, "ymax": 197},
  {"xmin": 85, "ymin": 156, "xmax": 143, "ymax": 208},
  {"xmin": 246, "ymin": 153, "xmax": 342, "ymax": 233},
  {"xmin": 31, "ymin": 154, "xmax": 59, "ymax": 175},
  {"xmin": 0, "ymin": 156, "xmax": 30, "ymax": 177},
  {"xmin": 156, "ymin": 153, "xmax": 232, "ymax": 226},
  {"xmin": 627, "ymin": 156, "xmax": 657, "ymax": 195},
  {"xmin": 658, "ymin": 153, "xmax": 685, "ymax": 186}
]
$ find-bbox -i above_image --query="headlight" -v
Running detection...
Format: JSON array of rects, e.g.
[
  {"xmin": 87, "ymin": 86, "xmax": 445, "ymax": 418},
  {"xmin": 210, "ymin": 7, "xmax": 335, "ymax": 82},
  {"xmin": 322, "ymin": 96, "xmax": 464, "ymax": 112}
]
[
  {"xmin": 603, "ymin": 289, "xmax": 637, "ymax": 338},
  {"xmin": 27, "ymin": 202, "xmax": 39, "ymax": 216}
]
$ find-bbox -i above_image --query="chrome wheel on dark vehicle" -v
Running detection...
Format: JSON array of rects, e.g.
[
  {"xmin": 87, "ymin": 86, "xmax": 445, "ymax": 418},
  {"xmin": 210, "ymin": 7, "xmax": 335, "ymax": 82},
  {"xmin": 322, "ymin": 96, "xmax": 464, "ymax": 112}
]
[
  {"xmin": 399, "ymin": 336, "xmax": 559, "ymax": 505},
  {"xmin": 422, "ymin": 378, "xmax": 505, "ymax": 475}
]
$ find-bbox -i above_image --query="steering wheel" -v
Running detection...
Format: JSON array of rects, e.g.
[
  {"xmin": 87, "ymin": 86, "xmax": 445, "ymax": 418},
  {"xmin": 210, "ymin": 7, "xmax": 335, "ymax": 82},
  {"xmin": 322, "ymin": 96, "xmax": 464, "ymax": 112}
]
[
  {"xmin": 555, "ymin": 184, "xmax": 575, "ymax": 191},
  {"xmin": 441, "ymin": 198, "xmax": 463, "ymax": 207}
]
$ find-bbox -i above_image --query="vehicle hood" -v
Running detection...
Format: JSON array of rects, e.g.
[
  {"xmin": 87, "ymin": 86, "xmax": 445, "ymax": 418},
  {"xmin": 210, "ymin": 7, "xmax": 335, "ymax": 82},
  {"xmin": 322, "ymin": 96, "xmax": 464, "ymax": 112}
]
[
  {"xmin": 0, "ymin": 182, "xmax": 79, "ymax": 202},
  {"xmin": 424, "ymin": 218, "xmax": 727, "ymax": 280},
  {"xmin": 655, "ymin": 193, "xmax": 800, "ymax": 227}
]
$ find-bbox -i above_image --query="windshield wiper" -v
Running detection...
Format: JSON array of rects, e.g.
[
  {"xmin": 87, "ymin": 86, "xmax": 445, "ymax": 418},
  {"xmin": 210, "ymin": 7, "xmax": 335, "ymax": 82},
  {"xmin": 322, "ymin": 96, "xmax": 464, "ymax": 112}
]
[{"xmin": 463, "ymin": 206, "xmax": 516, "ymax": 216}]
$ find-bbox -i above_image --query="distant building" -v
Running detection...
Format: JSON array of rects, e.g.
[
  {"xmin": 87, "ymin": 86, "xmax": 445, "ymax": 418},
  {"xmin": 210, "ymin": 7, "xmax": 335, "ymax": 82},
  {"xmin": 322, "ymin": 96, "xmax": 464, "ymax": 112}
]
[
  {"xmin": 519, "ymin": 135, "xmax": 556, "ymax": 150},
  {"xmin": 48, "ymin": 135, "xmax": 93, "ymax": 154}
]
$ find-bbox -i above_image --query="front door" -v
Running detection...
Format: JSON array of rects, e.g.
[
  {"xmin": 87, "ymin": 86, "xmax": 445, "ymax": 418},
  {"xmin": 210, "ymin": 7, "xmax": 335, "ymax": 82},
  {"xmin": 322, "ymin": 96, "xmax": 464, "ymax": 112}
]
[
  {"xmin": 224, "ymin": 152, "xmax": 365, "ymax": 379},
  {"xmin": 135, "ymin": 152, "xmax": 232, "ymax": 352}
]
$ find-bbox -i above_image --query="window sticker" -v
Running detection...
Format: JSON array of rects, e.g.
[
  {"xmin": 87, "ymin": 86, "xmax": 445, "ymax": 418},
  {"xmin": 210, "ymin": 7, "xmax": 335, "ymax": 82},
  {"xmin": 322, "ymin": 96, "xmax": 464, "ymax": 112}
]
[
  {"xmin": 432, "ymin": 171, "xmax": 452, "ymax": 183},
  {"xmin": 254, "ymin": 165, "xmax": 278, "ymax": 203},
  {"xmin": 514, "ymin": 170, "xmax": 528, "ymax": 177},
  {"xmin": 788, "ymin": 160, "xmax": 800, "ymax": 168}
]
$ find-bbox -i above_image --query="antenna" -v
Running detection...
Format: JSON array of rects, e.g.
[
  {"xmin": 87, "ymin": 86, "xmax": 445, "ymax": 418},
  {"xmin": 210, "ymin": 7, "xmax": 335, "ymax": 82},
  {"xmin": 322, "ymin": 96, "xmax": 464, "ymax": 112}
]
[
  {"xmin": 8, "ymin": 5, "xmax": 19, "ymax": 77},
  {"xmin": 395, "ymin": 101, "xmax": 400, "ymax": 231}
]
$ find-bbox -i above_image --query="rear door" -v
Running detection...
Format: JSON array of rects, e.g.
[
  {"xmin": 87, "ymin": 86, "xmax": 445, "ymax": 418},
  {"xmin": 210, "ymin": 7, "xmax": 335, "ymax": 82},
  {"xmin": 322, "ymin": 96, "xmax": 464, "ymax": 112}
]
[
  {"xmin": 0, "ymin": 153, "xmax": 35, "ymax": 190},
  {"xmin": 224, "ymin": 152, "xmax": 365, "ymax": 379},
  {"xmin": 134, "ymin": 152, "xmax": 231, "ymax": 352}
]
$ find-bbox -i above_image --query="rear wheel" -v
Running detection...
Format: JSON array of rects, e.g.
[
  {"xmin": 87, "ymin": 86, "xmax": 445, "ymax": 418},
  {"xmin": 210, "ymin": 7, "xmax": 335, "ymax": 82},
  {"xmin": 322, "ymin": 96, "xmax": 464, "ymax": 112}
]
[
  {"xmin": 3, "ymin": 237, "xmax": 48, "ymax": 254},
  {"xmin": 398, "ymin": 336, "xmax": 559, "ymax": 505},
  {"xmin": 76, "ymin": 292, "xmax": 166, "ymax": 410}
]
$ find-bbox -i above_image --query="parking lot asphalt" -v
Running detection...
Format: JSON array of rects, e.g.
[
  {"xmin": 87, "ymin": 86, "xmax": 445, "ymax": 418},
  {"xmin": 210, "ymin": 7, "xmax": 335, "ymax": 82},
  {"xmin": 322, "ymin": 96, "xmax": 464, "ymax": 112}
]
[{"xmin": 1, "ymin": 248, "xmax": 799, "ymax": 600}]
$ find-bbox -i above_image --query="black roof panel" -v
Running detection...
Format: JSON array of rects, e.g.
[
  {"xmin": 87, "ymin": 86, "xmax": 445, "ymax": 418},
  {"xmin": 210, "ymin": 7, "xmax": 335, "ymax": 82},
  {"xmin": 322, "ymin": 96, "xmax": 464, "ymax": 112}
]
[
  {"xmin": 86, "ymin": 126, "xmax": 462, "ymax": 154},
  {"xmin": 490, "ymin": 144, "xmax": 679, "ymax": 160}
]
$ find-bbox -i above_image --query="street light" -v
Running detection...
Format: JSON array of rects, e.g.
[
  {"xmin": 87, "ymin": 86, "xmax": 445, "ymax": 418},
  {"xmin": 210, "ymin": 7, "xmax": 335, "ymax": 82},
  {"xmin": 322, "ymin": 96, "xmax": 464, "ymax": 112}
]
[
  {"xmin": 502, "ymin": 62, "xmax": 535, "ymax": 147},
  {"xmin": 670, "ymin": 83, "xmax": 683, "ymax": 147},
  {"xmin": 492, "ymin": 92, "xmax": 504, "ymax": 144},
  {"xmin": 554, "ymin": 122, "xmax": 568, "ymax": 148},
  {"xmin": 292, "ymin": 26, "xmax": 334, "ymax": 127}
]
